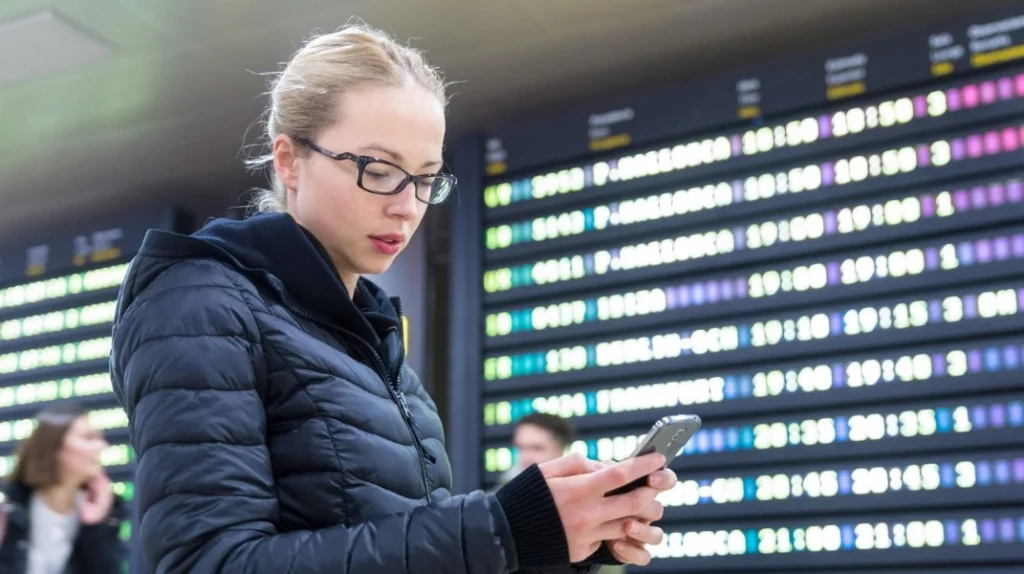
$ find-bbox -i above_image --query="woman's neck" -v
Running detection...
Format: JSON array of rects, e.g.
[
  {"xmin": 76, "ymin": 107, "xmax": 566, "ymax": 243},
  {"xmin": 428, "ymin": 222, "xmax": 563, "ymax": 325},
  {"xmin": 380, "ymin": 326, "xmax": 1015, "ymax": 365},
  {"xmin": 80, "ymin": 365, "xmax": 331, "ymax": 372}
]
[
  {"xmin": 339, "ymin": 273, "xmax": 357, "ymax": 299},
  {"xmin": 38, "ymin": 482, "xmax": 80, "ymax": 515},
  {"xmin": 332, "ymin": 261, "xmax": 358, "ymax": 299}
]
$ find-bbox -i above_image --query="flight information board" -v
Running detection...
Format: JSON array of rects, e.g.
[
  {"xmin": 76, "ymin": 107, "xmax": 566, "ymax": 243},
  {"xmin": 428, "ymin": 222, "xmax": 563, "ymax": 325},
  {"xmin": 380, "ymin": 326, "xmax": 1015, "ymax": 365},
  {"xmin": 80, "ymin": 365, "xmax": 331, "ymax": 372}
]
[
  {"xmin": 446, "ymin": 4, "xmax": 1024, "ymax": 572},
  {"xmin": 0, "ymin": 207, "xmax": 189, "ymax": 564}
]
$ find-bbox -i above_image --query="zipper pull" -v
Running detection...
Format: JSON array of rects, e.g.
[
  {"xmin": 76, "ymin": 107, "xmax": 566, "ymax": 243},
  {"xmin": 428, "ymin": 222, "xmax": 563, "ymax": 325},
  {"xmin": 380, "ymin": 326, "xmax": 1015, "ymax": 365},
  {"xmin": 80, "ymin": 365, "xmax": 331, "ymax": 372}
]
[{"xmin": 395, "ymin": 388, "xmax": 413, "ymax": 420}]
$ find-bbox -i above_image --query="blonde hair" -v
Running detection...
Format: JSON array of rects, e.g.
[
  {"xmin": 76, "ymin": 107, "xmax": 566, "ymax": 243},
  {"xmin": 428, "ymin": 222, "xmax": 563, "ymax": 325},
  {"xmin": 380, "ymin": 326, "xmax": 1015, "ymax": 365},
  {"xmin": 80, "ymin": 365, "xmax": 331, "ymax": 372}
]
[{"xmin": 246, "ymin": 23, "xmax": 447, "ymax": 213}]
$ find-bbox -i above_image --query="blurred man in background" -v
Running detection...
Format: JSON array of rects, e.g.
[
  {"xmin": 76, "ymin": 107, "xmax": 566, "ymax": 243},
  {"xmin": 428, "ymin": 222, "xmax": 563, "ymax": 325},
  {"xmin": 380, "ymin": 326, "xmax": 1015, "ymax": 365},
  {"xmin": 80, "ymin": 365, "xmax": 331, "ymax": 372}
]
[{"xmin": 501, "ymin": 413, "xmax": 576, "ymax": 484}]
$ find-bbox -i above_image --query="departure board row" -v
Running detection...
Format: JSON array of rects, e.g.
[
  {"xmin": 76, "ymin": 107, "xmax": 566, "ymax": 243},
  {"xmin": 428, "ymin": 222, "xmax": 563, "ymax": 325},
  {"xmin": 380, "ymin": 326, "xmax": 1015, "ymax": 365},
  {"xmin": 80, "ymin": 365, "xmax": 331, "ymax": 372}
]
[
  {"xmin": 446, "ymin": 4, "xmax": 1024, "ymax": 572},
  {"xmin": 0, "ymin": 207, "xmax": 188, "ymax": 572}
]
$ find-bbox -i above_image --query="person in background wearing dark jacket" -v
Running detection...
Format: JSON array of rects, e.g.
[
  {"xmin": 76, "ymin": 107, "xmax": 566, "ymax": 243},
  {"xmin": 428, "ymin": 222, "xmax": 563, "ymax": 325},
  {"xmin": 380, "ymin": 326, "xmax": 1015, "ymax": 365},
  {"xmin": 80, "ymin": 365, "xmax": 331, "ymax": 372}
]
[
  {"xmin": 0, "ymin": 404, "xmax": 126, "ymax": 574},
  {"xmin": 109, "ymin": 22, "xmax": 677, "ymax": 574}
]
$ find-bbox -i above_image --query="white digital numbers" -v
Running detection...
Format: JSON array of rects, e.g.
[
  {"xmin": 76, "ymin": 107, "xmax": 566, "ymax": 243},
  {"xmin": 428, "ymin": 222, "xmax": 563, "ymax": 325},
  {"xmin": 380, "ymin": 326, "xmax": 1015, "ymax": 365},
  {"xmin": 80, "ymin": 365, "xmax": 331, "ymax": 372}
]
[
  {"xmin": 0, "ymin": 338, "xmax": 113, "ymax": 376},
  {"xmin": 0, "ymin": 265, "xmax": 127, "ymax": 311},
  {"xmin": 483, "ymin": 74, "xmax": 1011, "ymax": 210},
  {"xmin": 752, "ymin": 365, "xmax": 833, "ymax": 397},
  {"xmin": 484, "ymin": 286, "xmax": 1024, "ymax": 381},
  {"xmin": 647, "ymin": 517, "xmax": 977, "ymax": 559},
  {"xmin": 0, "ymin": 373, "xmax": 112, "ymax": 409},
  {"xmin": 483, "ymin": 341, "xmax": 1006, "ymax": 425},
  {"xmin": 839, "ymin": 248, "xmax": 926, "ymax": 285},
  {"xmin": 530, "ymin": 168, "xmax": 587, "ymax": 200},
  {"xmin": 481, "ymin": 179, "xmax": 1000, "ymax": 294},
  {"xmin": 748, "ymin": 264, "xmax": 829, "ymax": 298},
  {"xmin": 845, "ymin": 353, "xmax": 937, "ymax": 387},
  {"xmin": 0, "ymin": 301, "xmax": 117, "ymax": 341}
]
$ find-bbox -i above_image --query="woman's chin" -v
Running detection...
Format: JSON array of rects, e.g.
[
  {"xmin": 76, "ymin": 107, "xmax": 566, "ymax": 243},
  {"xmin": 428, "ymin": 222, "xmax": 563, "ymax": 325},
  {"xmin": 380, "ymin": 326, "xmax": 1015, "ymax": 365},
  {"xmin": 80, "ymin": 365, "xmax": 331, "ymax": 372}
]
[{"xmin": 357, "ymin": 257, "xmax": 396, "ymax": 277}]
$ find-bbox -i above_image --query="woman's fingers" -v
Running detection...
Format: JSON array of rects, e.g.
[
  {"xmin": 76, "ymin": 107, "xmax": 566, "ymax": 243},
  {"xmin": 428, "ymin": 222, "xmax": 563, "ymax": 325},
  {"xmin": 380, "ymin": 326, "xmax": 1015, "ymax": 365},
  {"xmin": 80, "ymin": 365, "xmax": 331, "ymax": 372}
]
[
  {"xmin": 647, "ymin": 468, "xmax": 677, "ymax": 491},
  {"xmin": 598, "ymin": 484, "xmax": 660, "ymax": 524},
  {"xmin": 624, "ymin": 520, "xmax": 664, "ymax": 546},
  {"xmin": 589, "ymin": 453, "xmax": 666, "ymax": 495},
  {"xmin": 635, "ymin": 498, "xmax": 665, "ymax": 523},
  {"xmin": 594, "ymin": 517, "xmax": 664, "ymax": 547},
  {"xmin": 610, "ymin": 538, "xmax": 653, "ymax": 566}
]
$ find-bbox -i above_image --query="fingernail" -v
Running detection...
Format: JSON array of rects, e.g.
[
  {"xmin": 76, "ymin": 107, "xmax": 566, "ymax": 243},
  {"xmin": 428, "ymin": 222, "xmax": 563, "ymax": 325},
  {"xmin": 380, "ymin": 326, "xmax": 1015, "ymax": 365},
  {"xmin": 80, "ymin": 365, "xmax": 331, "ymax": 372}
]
[
  {"xmin": 649, "ymin": 474, "xmax": 663, "ymax": 487},
  {"xmin": 628, "ymin": 521, "xmax": 639, "ymax": 534}
]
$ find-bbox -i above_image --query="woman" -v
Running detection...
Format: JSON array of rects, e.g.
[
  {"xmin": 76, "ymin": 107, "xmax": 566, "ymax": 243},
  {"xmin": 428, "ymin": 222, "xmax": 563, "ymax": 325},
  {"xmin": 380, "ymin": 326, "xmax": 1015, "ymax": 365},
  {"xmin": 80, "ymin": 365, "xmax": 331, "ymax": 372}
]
[
  {"xmin": 109, "ymin": 23, "xmax": 677, "ymax": 573},
  {"xmin": 0, "ymin": 404, "xmax": 125, "ymax": 573}
]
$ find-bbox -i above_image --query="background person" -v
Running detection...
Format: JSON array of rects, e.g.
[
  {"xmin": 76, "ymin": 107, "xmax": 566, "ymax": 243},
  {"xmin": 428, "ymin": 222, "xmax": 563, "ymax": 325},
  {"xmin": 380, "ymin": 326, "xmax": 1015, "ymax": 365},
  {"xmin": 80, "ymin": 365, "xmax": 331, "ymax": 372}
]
[
  {"xmin": 500, "ymin": 413, "xmax": 577, "ymax": 485},
  {"xmin": 0, "ymin": 403, "xmax": 126, "ymax": 574}
]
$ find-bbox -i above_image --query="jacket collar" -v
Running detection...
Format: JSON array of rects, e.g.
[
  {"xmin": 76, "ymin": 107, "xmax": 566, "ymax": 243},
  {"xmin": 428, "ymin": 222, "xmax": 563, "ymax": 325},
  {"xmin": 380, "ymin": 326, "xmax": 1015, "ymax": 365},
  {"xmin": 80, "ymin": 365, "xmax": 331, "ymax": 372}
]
[{"xmin": 133, "ymin": 212, "xmax": 404, "ymax": 365}]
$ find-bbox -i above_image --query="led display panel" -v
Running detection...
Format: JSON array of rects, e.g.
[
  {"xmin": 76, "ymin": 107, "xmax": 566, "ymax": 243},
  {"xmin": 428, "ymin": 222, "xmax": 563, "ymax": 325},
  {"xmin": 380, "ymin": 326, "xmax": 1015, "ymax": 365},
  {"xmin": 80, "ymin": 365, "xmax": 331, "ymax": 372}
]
[
  {"xmin": 0, "ymin": 208, "xmax": 188, "ymax": 566},
  {"xmin": 447, "ymin": 5, "xmax": 1024, "ymax": 572}
]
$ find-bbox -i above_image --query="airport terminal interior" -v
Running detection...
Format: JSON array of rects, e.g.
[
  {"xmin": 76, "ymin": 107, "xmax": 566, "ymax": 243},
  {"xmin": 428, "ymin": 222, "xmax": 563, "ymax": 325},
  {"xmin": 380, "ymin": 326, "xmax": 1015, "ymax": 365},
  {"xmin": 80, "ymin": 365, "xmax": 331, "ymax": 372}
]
[{"xmin": 2, "ymin": 0, "xmax": 1024, "ymax": 572}]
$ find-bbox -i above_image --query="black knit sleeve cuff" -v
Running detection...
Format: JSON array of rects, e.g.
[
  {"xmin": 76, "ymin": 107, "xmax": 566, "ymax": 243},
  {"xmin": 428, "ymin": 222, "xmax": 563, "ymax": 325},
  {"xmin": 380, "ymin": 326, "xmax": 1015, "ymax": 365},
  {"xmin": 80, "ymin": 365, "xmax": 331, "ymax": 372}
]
[
  {"xmin": 575, "ymin": 542, "xmax": 622, "ymax": 566},
  {"xmin": 494, "ymin": 464, "xmax": 569, "ymax": 568}
]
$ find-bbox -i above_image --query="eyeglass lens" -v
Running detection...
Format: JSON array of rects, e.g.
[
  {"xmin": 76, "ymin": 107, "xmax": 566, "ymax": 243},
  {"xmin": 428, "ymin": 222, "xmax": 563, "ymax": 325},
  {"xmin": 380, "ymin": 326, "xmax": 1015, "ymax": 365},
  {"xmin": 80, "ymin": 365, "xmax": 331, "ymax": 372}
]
[{"xmin": 361, "ymin": 160, "xmax": 453, "ymax": 204}]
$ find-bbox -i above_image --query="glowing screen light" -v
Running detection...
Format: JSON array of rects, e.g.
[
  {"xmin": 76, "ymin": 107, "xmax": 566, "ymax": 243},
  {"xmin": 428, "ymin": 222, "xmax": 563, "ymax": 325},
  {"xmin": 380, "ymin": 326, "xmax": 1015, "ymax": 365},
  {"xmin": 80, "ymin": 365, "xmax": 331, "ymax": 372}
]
[
  {"xmin": 655, "ymin": 455, "xmax": 1024, "ymax": 510},
  {"xmin": 484, "ymin": 136, "xmax": 930, "ymax": 251},
  {"xmin": 483, "ymin": 398, "xmax": 1023, "ymax": 472},
  {"xmin": 474, "ymin": 39, "xmax": 1024, "ymax": 573},
  {"xmin": 483, "ymin": 177, "xmax": 1023, "ymax": 294},
  {"xmin": 646, "ymin": 513, "xmax": 1024, "ymax": 560},
  {"xmin": 0, "ymin": 265, "xmax": 127, "ymax": 311},
  {"xmin": 483, "ymin": 285, "xmax": 1023, "ymax": 381},
  {"xmin": 0, "ymin": 373, "xmax": 112, "ymax": 409},
  {"xmin": 0, "ymin": 337, "xmax": 112, "ymax": 377},
  {"xmin": 485, "ymin": 230, "xmax": 1023, "ymax": 337},
  {"xmin": 483, "ymin": 72, "xmax": 1024, "ymax": 210},
  {"xmin": 111, "ymin": 480, "xmax": 134, "ymax": 502},
  {"xmin": 482, "ymin": 340, "xmax": 1024, "ymax": 426},
  {"xmin": 0, "ymin": 301, "xmax": 117, "ymax": 342}
]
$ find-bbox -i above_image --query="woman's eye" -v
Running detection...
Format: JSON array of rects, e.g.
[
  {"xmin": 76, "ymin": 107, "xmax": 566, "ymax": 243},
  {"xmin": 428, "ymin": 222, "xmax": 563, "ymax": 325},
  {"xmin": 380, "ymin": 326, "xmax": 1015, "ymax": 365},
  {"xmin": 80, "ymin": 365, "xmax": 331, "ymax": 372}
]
[{"xmin": 365, "ymin": 170, "xmax": 388, "ymax": 179}]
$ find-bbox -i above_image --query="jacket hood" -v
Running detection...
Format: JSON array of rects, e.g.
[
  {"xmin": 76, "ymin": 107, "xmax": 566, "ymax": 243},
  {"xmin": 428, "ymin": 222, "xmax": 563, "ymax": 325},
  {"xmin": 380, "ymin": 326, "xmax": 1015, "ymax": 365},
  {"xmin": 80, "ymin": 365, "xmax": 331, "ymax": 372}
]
[{"xmin": 124, "ymin": 213, "xmax": 403, "ymax": 363}]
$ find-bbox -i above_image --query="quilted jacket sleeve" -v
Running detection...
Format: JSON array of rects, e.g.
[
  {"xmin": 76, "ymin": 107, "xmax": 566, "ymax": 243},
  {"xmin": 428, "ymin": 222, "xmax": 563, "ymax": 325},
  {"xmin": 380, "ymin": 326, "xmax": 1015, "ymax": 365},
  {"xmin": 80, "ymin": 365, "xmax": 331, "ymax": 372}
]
[{"xmin": 109, "ymin": 261, "xmax": 517, "ymax": 574}]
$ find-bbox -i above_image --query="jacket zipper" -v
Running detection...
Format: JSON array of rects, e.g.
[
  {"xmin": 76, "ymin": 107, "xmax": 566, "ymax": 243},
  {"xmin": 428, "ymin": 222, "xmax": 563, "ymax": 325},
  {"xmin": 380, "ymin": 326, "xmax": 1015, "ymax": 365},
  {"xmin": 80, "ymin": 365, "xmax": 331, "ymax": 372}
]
[
  {"xmin": 270, "ymin": 282, "xmax": 434, "ymax": 503},
  {"xmin": 387, "ymin": 299, "xmax": 437, "ymax": 467}
]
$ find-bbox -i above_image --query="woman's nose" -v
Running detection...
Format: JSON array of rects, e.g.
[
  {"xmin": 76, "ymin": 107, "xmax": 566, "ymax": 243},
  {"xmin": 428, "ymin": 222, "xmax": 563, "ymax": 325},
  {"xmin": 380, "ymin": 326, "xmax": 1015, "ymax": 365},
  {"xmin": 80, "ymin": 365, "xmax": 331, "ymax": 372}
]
[{"xmin": 387, "ymin": 181, "xmax": 420, "ymax": 220}]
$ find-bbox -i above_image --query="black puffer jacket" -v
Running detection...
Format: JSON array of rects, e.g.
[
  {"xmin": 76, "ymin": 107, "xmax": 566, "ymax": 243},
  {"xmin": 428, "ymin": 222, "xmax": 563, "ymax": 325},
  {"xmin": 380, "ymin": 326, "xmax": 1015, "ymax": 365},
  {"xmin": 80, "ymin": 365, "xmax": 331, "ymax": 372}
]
[
  {"xmin": 0, "ymin": 481, "xmax": 127, "ymax": 573},
  {"xmin": 109, "ymin": 213, "xmax": 616, "ymax": 573}
]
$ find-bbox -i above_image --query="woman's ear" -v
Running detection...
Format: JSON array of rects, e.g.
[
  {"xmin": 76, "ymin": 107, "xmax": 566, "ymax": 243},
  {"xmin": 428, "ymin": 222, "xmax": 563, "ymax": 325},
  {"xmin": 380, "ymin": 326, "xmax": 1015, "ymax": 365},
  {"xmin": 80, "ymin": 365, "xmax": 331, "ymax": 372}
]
[{"xmin": 272, "ymin": 135, "xmax": 301, "ymax": 192}]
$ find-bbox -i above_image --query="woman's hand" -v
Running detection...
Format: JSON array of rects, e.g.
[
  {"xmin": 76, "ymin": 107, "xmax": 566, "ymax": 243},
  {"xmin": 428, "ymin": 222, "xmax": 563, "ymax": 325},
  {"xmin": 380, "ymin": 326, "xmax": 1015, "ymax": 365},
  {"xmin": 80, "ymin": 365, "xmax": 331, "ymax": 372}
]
[
  {"xmin": 80, "ymin": 471, "xmax": 115, "ymax": 525},
  {"xmin": 607, "ymin": 514, "xmax": 665, "ymax": 565},
  {"xmin": 539, "ymin": 453, "xmax": 673, "ymax": 563},
  {"xmin": 605, "ymin": 467, "xmax": 674, "ymax": 565}
]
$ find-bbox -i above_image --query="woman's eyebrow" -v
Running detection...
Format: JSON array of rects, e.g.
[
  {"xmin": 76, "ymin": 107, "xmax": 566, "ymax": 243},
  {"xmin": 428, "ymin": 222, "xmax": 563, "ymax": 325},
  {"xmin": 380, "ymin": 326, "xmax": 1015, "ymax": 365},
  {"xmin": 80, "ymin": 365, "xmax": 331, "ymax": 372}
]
[{"xmin": 358, "ymin": 143, "xmax": 443, "ymax": 169}]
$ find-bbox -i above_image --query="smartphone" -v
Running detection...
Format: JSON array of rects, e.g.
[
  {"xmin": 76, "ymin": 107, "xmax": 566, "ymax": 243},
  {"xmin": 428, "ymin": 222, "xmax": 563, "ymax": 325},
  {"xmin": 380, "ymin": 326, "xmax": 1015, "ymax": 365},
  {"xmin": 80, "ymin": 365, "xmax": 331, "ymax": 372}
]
[{"xmin": 605, "ymin": 414, "xmax": 701, "ymax": 497}]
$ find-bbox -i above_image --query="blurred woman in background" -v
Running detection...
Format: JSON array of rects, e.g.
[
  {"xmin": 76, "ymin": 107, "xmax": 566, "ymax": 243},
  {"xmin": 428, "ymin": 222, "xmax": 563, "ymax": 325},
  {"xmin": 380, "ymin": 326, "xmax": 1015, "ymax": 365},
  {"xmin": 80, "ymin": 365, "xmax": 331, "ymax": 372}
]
[{"xmin": 0, "ymin": 403, "xmax": 125, "ymax": 574}]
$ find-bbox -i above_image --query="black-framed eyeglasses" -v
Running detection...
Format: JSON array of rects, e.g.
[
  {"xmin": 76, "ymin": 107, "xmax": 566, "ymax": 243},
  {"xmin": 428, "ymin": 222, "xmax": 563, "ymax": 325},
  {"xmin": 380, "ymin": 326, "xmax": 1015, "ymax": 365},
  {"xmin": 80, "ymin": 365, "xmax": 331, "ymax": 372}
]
[{"xmin": 295, "ymin": 137, "xmax": 456, "ymax": 205}]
